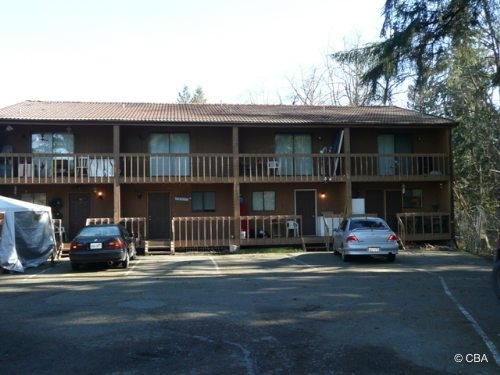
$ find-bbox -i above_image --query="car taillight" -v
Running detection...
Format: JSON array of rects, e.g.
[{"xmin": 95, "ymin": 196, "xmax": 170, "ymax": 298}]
[
  {"xmin": 387, "ymin": 234, "xmax": 398, "ymax": 242},
  {"xmin": 346, "ymin": 235, "xmax": 359, "ymax": 243},
  {"xmin": 70, "ymin": 242, "xmax": 85, "ymax": 250},
  {"xmin": 108, "ymin": 240, "xmax": 125, "ymax": 249}
]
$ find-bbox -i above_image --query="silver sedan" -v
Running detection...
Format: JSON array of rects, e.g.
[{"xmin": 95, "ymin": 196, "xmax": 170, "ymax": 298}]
[{"xmin": 333, "ymin": 216, "xmax": 399, "ymax": 262}]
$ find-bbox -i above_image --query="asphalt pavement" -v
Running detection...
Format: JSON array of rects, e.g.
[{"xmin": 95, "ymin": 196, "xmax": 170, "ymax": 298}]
[{"xmin": 0, "ymin": 249, "xmax": 499, "ymax": 375}]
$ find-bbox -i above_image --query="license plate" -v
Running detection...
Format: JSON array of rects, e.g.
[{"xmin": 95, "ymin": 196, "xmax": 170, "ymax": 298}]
[
  {"xmin": 90, "ymin": 242, "xmax": 102, "ymax": 249},
  {"xmin": 368, "ymin": 247, "xmax": 380, "ymax": 252}
]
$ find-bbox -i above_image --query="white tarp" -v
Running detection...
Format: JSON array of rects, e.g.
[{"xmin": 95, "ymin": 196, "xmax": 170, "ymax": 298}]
[{"xmin": 0, "ymin": 195, "xmax": 56, "ymax": 273}]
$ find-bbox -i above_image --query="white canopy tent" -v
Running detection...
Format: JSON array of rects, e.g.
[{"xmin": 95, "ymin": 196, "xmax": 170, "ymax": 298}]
[{"xmin": 0, "ymin": 195, "xmax": 56, "ymax": 272}]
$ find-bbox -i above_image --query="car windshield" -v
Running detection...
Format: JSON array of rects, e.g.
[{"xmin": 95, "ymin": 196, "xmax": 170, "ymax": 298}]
[
  {"xmin": 78, "ymin": 226, "xmax": 121, "ymax": 237},
  {"xmin": 349, "ymin": 219, "xmax": 387, "ymax": 231}
]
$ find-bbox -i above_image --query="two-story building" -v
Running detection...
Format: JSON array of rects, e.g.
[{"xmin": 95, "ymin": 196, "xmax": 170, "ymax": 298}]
[{"xmin": 0, "ymin": 101, "xmax": 457, "ymax": 251}]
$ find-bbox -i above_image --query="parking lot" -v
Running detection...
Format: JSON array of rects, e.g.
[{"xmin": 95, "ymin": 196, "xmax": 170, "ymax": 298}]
[{"xmin": 1, "ymin": 249, "xmax": 499, "ymax": 375}]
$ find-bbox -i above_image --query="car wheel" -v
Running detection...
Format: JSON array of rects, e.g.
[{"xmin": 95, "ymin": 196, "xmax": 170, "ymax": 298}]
[
  {"xmin": 492, "ymin": 262, "xmax": 500, "ymax": 299},
  {"xmin": 341, "ymin": 249, "xmax": 350, "ymax": 262},
  {"xmin": 71, "ymin": 262, "xmax": 80, "ymax": 271},
  {"xmin": 387, "ymin": 253, "xmax": 396, "ymax": 262},
  {"xmin": 122, "ymin": 252, "xmax": 129, "ymax": 268}
]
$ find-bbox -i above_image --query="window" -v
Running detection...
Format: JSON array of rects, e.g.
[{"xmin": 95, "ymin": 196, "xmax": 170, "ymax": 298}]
[
  {"xmin": 403, "ymin": 189, "xmax": 423, "ymax": 209},
  {"xmin": 20, "ymin": 193, "xmax": 47, "ymax": 206},
  {"xmin": 31, "ymin": 133, "xmax": 74, "ymax": 176},
  {"xmin": 275, "ymin": 134, "xmax": 312, "ymax": 176},
  {"xmin": 149, "ymin": 133, "xmax": 190, "ymax": 177},
  {"xmin": 192, "ymin": 192, "xmax": 215, "ymax": 212},
  {"xmin": 252, "ymin": 191, "xmax": 275, "ymax": 211}
]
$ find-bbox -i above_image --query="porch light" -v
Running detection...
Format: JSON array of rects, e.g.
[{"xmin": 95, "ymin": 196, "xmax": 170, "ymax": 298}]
[{"xmin": 320, "ymin": 192, "xmax": 326, "ymax": 199}]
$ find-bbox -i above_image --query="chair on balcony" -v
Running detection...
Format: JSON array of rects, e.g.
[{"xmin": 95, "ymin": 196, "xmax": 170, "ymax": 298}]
[
  {"xmin": 286, "ymin": 220, "xmax": 299, "ymax": 237},
  {"xmin": 267, "ymin": 160, "xmax": 281, "ymax": 176},
  {"xmin": 76, "ymin": 156, "xmax": 89, "ymax": 177}
]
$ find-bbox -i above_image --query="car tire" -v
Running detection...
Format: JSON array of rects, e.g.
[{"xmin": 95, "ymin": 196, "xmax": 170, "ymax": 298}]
[
  {"xmin": 387, "ymin": 253, "xmax": 396, "ymax": 262},
  {"xmin": 492, "ymin": 262, "xmax": 500, "ymax": 299},
  {"xmin": 71, "ymin": 262, "xmax": 80, "ymax": 271},
  {"xmin": 122, "ymin": 252, "xmax": 129, "ymax": 269}
]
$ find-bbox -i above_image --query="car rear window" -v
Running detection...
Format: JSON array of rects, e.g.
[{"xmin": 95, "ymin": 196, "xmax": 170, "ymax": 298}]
[
  {"xmin": 79, "ymin": 226, "xmax": 121, "ymax": 237},
  {"xmin": 349, "ymin": 219, "xmax": 387, "ymax": 230}
]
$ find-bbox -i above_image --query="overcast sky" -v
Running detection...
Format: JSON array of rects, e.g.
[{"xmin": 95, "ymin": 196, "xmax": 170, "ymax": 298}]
[{"xmin": 0, "ymin": 0, "xmax": 385, "ymax": 107}]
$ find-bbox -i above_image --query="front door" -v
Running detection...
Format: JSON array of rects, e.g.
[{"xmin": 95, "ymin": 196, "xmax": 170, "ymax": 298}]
[
  {"xmin": 295, "ymin": 190, "xmax": 316, "ymax": 236},
  {"xmin": 69, "ymin": 192, "xmax": 91, "ymax": 240},
  {"xmin": 148, "ymin": 192, "xmax": 170, "ymax": 239}
]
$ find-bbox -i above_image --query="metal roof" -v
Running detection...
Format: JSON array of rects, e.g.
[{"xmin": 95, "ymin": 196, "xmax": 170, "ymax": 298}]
[{"xmin": 0, "ymin": 100, "xmax": 457, "ymax": 126}]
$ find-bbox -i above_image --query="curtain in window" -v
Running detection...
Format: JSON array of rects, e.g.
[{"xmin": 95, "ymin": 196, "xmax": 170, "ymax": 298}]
[
  {"xmin": 275, "ymin": 134, "xmax": 312, "ymax": 176},
  {"xmin": 32, "ymin": 133, "xmax": 74, "ymax": 177},
  {"xmin": 149, "ymin": 133, "xmax": 190, "ymax": 177}
]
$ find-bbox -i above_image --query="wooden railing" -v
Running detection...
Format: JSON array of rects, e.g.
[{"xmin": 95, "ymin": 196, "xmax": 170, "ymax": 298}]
[
  {"xmin": 171, "ymin": 215, "xmax": 304, "ymax": 251},
  {"xmin": 120, "ymin": 153, "xmax": 233, "ymax": 182},
  {"xmin": 172, "ymin": 216, "xmax": 235, "ymax": 250},
  {"xmin": 239, "ymin": 154, "xmax": 345, "ymax": 181},
  {"xmin": 0, "ymin": 152, "xmax": 451, "ymax": 183},
  {"xmin": 351, "ymin": 153, "xmax": 449, "ymax": 179},
  {"xmin": 0, "ymin": 153, "xmax": 115, "ymax": 183},
  {"xmin": 397, "ymin": 212, "xmax": 451, "ymax": 242}
]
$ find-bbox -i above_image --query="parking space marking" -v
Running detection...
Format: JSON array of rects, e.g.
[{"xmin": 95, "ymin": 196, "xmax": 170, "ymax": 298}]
[
  {"xmin": 125, "ymin": 258, "xmax": 142, "ymax": 276},
  {"xmin": 438, "ymin": 275, "xmax": 500, "ymax": 366},
  {"xmin": 406, "ymin": 263, "xmax": 500, "ymax": 367},
  {"xmin": 209, "ymin": 256, "xmax": 221, "ymax": 275},
  {"xmin": 284, "ymin": 253, "xmax": 320, "ymax": 272}
]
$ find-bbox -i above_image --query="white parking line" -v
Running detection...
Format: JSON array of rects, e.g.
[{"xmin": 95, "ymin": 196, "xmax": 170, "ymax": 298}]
[
  {"xmin": 438, "ymin": 276, "xmax": 500, "ymax": 366},
  {"xmin": 287, "ymin": 253, "xmax": 500, "ymax": 366},
  {"xmin": 209, "ymin": 256, "xmax": 221, "ymax": 275},
  {"xmin": 125, "ymin": 258, "xmax": 142, "ymax": 276},
  {"xmin": 408, "ymin": 264, "xmax": 500, "ymax": 367}
]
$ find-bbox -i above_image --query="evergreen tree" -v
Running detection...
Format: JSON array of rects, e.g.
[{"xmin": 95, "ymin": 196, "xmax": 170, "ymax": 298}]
[{"xmin": 176, "ymin": 85, "xmax": 207, "ymax": 104}]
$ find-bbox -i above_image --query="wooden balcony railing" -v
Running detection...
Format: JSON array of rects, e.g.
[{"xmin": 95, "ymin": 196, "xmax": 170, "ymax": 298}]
[
  {"xmin": 120, "ymin": 153, "xmax": 233, "ymax": 182},
  {"xmin": 397, "ymin": 212, "xmax": 451, "ymax": 243},
  {"xmin": 239, "ymin": 154, "xmax": 345, "ymax": 181},
  {"xmin": 351, "ymin": 153, "xmax": 450, "ymax": 179},
  {"xmin": 0, "ymin": 152, "xmax": 451, "ymax": 184},
  {"xmin": 0, "ymin": 153, "xmax": 116, "ymax": 183}
]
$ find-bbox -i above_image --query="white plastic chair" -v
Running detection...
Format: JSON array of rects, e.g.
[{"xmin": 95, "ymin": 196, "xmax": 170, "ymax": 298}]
[{"xmin": 286, "ymin": 220, "xmax": 299, "ymax": 237}]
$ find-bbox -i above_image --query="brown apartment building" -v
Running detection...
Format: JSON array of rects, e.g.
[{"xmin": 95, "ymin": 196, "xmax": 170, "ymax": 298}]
[{"xmin": 0, "ymin": 101, "xmax": 457, "ymax": 251}]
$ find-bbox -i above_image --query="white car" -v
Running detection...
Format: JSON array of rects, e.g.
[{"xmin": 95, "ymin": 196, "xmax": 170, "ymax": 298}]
[{"xmin": 333, "ymin": 217, "xmax": 399, "ymax": 262}]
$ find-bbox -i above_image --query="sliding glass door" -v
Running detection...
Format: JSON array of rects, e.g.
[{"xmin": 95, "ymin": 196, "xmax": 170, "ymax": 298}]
[
  {"xmin": 149, "ymin": 133, "xmax": 190, "ymax": 177},
  {"xmin": 275, "ymin": 134, "xmax": 312, "ymax": 176}
]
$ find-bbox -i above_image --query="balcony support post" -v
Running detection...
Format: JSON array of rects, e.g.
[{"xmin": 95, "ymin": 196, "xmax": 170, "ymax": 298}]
[
  {"xmin": 344, "ymin": 127, "xmax": 352, "ymax": 215},
  {"xmin": 113, "ymin": 125, "xmax": 121, "ymax": 223},
  {"xmin": 232, "ymin": 126, "xmax": 241, "ymax": 246}
]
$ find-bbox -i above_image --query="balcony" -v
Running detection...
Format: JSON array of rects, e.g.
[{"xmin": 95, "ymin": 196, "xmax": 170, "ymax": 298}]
[
  {"xmin": 351, "ymin": 153, "xmax": 450, "ymax": 180},
  {"xmin": 0, "ymin": 152, "xmax": 450, "ymax": 184},
  {"xmin": 239, "ymin": 154, "xmax": 345, "ymax": 182}
]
